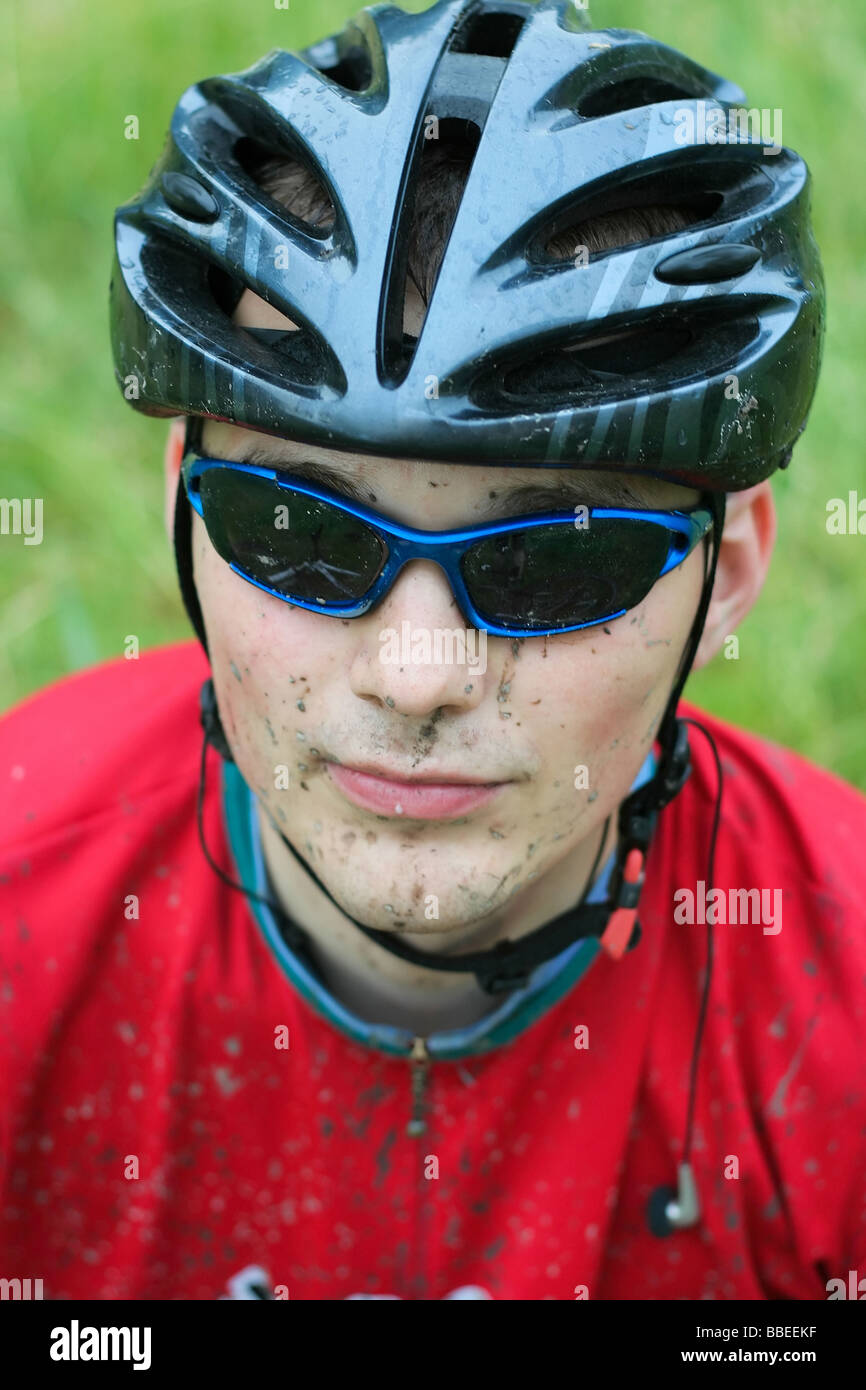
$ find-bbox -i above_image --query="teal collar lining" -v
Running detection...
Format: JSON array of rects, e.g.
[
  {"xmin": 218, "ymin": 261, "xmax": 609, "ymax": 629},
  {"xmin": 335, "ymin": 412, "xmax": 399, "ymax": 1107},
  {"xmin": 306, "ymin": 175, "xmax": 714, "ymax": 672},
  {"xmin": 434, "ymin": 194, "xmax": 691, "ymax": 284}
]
[{"xmin": 221, "ymin": 750, "xmax": 656, "ymax": 1061}]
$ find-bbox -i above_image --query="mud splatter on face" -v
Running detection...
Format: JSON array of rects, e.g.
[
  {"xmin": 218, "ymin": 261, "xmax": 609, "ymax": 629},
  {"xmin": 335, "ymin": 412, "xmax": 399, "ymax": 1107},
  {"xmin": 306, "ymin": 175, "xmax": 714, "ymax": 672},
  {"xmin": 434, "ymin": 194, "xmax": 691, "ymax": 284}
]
[
  {"xmin": 497, "ymin": 661, "xmax": 514, "ymax": 720},
  {"xmin": 411, "ymin": 707, "xmax": 444, "ymax": 766}
]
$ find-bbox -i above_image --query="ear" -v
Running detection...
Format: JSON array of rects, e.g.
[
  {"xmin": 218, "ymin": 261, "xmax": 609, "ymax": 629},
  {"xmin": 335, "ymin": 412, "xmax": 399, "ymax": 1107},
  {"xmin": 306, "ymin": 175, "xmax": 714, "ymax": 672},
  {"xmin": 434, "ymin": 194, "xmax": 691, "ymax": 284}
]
[
  {"xmin": 692, "ymin": 481, "xmax": 777, "ymax": 670},
  {"xmin": 163, "ymin": 418, "xmax": 187, "ymax": 542}
]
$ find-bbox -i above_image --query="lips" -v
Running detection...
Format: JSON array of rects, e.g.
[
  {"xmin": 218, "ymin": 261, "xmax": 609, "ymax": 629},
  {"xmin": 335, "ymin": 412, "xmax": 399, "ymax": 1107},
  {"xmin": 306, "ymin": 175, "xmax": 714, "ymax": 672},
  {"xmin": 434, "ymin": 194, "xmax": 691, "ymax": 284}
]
[{"xmin": 326, "ymin": 762, "xmax": 506, "ymax": 820}]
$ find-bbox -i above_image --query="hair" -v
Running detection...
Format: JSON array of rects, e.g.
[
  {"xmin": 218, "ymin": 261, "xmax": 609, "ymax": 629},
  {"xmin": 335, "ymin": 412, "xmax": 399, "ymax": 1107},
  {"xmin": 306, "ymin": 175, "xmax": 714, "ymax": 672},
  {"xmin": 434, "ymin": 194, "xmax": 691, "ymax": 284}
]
[{"xmin": 243, "ymin": 139, "xmax": 694, "ymax": 307}]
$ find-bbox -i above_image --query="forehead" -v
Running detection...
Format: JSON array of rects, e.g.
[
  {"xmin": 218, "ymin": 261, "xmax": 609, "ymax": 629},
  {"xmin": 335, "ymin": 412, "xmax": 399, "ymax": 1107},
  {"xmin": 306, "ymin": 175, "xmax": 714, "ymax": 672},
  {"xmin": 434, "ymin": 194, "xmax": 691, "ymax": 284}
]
[{"xmin": 198, "ymin": 417, "xmax": 701, "ymax": 512}]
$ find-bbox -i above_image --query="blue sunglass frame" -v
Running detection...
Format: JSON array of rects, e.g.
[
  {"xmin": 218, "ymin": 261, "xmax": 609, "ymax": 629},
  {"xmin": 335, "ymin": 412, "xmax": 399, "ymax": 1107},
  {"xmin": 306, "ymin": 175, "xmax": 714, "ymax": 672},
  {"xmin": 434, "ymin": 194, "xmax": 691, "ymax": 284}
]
[{"xmin": 182, "ymin": 453, "xmax": 714, "ymax": 639}]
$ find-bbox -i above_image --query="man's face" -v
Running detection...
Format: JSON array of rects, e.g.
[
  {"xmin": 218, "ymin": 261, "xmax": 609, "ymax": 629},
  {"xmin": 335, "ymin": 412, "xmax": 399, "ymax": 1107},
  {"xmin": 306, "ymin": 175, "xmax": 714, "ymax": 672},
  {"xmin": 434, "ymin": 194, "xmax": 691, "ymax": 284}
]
[{"xmin": 184, "ymin": 287, "xmax": 705, "ymax": 937}]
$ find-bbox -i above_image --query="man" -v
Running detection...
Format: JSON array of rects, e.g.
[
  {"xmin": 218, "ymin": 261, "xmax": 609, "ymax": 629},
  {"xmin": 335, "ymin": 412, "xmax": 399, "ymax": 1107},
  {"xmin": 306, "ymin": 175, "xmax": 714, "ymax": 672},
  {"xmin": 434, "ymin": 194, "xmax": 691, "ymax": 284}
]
[{"xmin": 2, "ymin": 0, "xmax": 863, "ymax": 1301}]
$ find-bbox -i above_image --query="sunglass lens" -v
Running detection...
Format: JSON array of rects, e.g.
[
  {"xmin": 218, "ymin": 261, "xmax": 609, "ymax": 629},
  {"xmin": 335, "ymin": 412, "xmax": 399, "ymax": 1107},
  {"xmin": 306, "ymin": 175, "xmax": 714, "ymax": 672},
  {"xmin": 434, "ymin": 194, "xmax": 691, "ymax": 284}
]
[
  {"xmin": 461, "ymin": 518, "xmax": 671, "ymax": 630},
  {"xmin": 197, "ymin": 470, "xmax": 386, "ymax": 604}
]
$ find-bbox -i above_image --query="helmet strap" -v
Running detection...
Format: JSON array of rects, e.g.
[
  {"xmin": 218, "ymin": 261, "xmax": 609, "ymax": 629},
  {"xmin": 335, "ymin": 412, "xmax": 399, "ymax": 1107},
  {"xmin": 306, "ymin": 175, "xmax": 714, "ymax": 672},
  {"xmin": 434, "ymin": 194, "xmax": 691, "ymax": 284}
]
[{"xmin": 173, "ymin": 415, "xmax": 211, "ymax": 659}]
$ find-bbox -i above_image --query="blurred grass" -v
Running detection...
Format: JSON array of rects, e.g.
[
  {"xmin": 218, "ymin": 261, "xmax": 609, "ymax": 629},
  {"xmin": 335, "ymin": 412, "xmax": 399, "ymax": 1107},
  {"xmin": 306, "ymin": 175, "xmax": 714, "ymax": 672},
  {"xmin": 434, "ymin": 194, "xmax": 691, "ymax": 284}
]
[{"xmin": 1, "ymin": 0, "xmax": 864, "ymax": 785}]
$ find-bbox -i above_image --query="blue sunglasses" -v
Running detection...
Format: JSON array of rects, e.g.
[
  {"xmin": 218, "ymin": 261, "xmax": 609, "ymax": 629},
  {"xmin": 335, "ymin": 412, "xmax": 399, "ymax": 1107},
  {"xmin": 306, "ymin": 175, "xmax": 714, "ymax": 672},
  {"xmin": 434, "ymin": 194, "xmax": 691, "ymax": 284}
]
[{"xmin": 182, "ymin": 453, "xmax": 713, "ymax": 640}]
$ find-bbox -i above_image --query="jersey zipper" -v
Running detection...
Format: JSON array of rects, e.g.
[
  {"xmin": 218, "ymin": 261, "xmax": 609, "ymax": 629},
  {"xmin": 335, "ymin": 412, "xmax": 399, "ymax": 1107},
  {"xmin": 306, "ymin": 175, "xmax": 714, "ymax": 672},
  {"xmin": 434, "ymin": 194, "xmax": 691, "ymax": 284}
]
[
  {"xmin": 406, "ymin": 1034, "xmax": 431, "ymax": 1138},
  {"xmin": 407, "ymin": 1034, "xmax": 433, "ymax": 1298}
]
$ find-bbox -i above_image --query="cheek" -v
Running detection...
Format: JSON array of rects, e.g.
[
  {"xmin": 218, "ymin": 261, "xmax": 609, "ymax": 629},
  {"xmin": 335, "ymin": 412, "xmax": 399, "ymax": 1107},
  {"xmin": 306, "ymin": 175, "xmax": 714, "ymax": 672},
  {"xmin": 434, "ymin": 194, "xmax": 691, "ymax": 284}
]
[
  {"xmin": 510, "ymin": 551, "xmax": 704, "ymax": 783},
  {"xmin": 191, "ymin": 520, "xmax": 338, "ymax": 762}
]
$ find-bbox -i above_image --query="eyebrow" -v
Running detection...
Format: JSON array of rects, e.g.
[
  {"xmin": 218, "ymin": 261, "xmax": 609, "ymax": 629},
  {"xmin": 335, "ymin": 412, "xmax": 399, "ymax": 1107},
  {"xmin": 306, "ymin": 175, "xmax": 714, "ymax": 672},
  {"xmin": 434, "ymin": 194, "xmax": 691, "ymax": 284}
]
[{"xmin": 220, "ymin": 444, "xmax": 664, "ymax": 515}]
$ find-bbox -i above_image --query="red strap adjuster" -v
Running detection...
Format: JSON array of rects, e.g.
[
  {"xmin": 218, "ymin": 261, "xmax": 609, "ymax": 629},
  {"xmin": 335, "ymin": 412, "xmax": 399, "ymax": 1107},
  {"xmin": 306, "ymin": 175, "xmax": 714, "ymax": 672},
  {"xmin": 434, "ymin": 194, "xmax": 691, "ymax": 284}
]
[{"xmin": 600, "ymin": 847, "xmax": 645, "ymax": 961}]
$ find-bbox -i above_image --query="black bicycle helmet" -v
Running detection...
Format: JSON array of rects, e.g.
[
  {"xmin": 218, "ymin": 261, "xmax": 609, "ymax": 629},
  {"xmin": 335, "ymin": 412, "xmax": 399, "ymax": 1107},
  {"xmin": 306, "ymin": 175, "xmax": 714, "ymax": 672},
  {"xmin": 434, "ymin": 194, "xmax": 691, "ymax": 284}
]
[{"xmin": 110, "ymin": 0, "xmax": 824, "ymax": 492}]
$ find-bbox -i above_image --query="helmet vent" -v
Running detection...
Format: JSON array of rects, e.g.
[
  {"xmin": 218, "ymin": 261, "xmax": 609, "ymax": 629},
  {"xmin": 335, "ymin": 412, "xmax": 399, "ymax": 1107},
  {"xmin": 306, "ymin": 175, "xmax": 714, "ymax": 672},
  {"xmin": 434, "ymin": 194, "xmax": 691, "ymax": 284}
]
[
  {"xmin": 234, "ymin": 136, "xmax": 336, "ymax": 235},
  {"xmin": 529, "ymin": 156, "xmax": 771, "ymax": 265},
  {"xmin": 540, "ymin": 199, "xmax": 712, "ymax": 263},
  {"xmin": 469, "ymin": 307, "xmax": 761, "ymax": 409},
  {"xmin": 240, "ymin": 322, "xmax": 339, "ymax": 391},
  {"xmin": 577, "ymin": 75, "xmax": 711, "ymax": 120},
  {"xmin": 195, "ymin": 262, "xmax": 345, "ymax": 394},
  {"xmin": 384, "ymin": 118, "xmax": 480, "ymax": 382},
  {"xmin": 450, "ymin": 6, "xmax": 527, "ymax": 58},
  {"xmin": 407, "ymin": 119, "xmax": 480, "ymax": 305},
  {"xmin": 207, "ymin": 264, "xmax": 246, "ymax": 317},
  {"xmin": 309, "ymin": 40, "xmax": 373, "ymax": 92}
]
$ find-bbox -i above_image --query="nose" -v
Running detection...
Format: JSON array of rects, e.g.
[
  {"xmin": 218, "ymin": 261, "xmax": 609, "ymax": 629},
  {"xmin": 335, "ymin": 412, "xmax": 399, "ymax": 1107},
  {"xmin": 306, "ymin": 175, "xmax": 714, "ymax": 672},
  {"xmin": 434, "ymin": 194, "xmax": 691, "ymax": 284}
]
[{"xmin": 348, "ymin": 560, "xmax": 490, "ymax": 717}]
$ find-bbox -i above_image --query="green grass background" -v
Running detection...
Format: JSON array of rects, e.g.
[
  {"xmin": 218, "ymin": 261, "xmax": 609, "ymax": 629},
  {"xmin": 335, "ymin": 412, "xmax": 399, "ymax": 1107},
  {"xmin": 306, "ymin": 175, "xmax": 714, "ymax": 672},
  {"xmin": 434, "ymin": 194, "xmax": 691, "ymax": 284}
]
[{"xmin": 1, "ymin": 0, "xmax": 864, "ymax": 785}]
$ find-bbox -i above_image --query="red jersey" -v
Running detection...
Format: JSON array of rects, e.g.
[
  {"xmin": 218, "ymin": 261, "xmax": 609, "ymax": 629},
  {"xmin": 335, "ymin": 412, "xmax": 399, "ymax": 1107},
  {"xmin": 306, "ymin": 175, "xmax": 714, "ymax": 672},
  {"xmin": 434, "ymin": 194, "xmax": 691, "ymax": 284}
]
[{"xmin": 1, "ymin": 642, "xmax": 865, "ymax": 1301}]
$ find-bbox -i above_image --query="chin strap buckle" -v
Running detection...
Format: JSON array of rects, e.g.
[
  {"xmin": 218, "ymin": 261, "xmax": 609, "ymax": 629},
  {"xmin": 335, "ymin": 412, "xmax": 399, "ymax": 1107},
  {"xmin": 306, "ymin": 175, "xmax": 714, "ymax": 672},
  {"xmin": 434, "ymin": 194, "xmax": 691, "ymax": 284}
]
[
  {"xmin": 600, "ymin": 846, "xmax": 646, "ymax": 961},
  {"xmin": 599, "ymin": 719, "xmax": 692, "ymax": 963}
]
